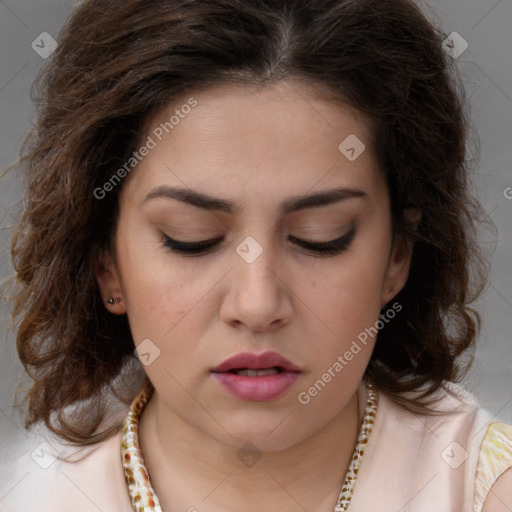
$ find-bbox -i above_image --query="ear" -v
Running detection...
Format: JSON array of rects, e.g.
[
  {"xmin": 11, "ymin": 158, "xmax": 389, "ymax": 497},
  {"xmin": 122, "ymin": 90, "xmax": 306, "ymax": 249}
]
[
  {"xmin": 380, "ymin": 234, "xmax": 412, "ymax": 307},
  {"xmin": 95, "ymin": 249, "xmax": 127, "ymax": 315},
  {"xmin": 380, "ymin": 209, "xmax": 421, "ymax": 308}
]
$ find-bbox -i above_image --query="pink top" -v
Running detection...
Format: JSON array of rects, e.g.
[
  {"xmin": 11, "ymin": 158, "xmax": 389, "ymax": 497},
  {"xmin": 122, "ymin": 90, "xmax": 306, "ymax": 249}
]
[{"xmin": 1, "ymin": 379, "xmax": 511, "ymax": 511}]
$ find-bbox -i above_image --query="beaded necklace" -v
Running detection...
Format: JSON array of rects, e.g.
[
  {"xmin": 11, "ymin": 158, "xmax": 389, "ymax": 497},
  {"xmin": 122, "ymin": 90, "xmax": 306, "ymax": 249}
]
[{"xmin": 121, "ymin": 379, "xmax": 378, "ymax": 512}]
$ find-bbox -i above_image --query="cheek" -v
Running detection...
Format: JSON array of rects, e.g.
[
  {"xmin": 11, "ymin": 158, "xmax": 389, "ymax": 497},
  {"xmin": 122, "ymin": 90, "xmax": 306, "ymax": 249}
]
[
  {"xmin": 305, "ymin": 273, "xmax": 381, "ymax": 367},
  {"xmin": 319, "ymin": 239, "xmax": 390, "ymax": 318},
  {"xmin": 113, "ymin": 220, "xmax": 191, "ymax": 342},
  {"xmin": 124, "ymin": 274, "xmax": 193, "ymax": 345},
  {"xmin": 306, "ymin": 235, "xmax": 391, "ymax": 362}
]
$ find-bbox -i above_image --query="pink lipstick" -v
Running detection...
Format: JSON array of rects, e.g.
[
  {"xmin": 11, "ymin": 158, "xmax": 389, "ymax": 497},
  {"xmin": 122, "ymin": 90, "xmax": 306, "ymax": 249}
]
[{"xmin": 210, "ymin": 350, "xmax": 301, "ymax": 401}]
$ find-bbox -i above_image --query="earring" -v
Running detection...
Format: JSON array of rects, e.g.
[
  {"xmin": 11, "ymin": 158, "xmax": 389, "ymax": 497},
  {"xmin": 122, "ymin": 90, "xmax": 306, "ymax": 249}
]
[{"xmin": 106, "ymin": 296, "xmax": 122, "ymax": 305}]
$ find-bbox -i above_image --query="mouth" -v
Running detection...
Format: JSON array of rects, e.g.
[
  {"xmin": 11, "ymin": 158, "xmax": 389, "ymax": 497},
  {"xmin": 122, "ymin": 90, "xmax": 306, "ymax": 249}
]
[
  {"xmin": 210, "ymin": 350, "xmax": 302, "ymax": 374},
  {"xmin": 210, "ymin": 351, "xmax": 302, "ymax": 401},
  {"xmin": 223, "ymin": 366, "xmax": 286, "ymax": 377}
]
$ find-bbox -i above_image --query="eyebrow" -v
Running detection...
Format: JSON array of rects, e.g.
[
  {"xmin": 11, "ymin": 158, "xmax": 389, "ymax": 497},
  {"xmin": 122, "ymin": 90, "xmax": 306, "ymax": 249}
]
[{"xmin": 142, "ymin": 185, "xmax": 367, "ymax": 215}]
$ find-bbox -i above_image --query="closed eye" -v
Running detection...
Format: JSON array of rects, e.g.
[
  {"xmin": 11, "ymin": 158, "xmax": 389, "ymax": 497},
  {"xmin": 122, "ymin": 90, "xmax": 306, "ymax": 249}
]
[
  {"xmin": 289, "ymin": 226, "xmax": 356, "ymax": 255},
  {"xmin": 160, "ymin": 227, "xmax": 356, "ymax": 257}
]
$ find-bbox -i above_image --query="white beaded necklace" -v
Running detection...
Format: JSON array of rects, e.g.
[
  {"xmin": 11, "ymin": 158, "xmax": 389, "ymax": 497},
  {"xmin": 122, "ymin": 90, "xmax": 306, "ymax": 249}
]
[{"xmin": 121, "ymin": 378, "xmax": 378, "ymax": 512}]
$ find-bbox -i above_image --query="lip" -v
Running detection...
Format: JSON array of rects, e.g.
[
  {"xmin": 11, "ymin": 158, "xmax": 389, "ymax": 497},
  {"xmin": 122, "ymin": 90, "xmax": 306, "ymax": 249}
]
[
  {"xmin": 210, "ymin": 350, "xmax": 302, "ymax": 402},
  {"xmin": 211, "ymin": 350, "xmax": 301, "ymax": 373}
]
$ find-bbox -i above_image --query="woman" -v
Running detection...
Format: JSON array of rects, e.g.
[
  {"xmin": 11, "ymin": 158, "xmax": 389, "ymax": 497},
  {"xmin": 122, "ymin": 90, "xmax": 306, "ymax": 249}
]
[{"xmin": 2, "ymin": 0, "xmax": 511, "ymax": 510}]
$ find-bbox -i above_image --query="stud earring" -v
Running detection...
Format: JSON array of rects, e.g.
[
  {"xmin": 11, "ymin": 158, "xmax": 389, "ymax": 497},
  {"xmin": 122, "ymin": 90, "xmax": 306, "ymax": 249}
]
[{"xmin": 106, "ymin": 297, "xmax": 122, "ymax": 305}]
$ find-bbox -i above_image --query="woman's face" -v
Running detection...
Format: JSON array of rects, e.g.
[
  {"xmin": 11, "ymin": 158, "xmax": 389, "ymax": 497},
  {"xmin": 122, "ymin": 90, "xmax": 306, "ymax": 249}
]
[{"xmin": 96, "ymin": 79, "xmax": 411, "ymax": 451}]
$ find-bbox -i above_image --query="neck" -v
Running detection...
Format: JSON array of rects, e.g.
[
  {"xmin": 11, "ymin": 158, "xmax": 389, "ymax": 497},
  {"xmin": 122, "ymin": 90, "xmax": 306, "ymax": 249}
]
[{"xmin": 138, "ymin": 383, "xmax": 365, "ymax": 512}]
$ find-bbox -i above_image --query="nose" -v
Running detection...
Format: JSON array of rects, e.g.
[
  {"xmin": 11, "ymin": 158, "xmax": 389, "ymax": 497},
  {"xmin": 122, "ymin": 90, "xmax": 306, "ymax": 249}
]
[{"xmin": 219, "ymin": 238, "xmax": 293, "ymax": 333}]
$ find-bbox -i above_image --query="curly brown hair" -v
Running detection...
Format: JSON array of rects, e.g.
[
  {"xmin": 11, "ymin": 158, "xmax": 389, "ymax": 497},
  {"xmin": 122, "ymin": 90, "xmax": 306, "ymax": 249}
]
[{"xmin": 2, "ymin": 0, "xmax": 489, "ymax": 445}]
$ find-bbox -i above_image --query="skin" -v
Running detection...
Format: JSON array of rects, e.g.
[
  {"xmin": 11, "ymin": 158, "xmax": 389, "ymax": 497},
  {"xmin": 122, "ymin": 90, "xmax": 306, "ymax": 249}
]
[
  {"xmin": 96, "ymin": 78, "xmax": 413, "ymax": 512},
  {"xmin": 482, "ymin": 467, "xmax": 512, "ymax": 512}
]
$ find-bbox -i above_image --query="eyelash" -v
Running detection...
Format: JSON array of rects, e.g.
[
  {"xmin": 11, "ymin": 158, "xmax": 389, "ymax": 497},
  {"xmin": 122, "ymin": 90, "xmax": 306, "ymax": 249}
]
[{"xmin": 160, "ymin": 227, "xmax": 356, "ymax": 257}]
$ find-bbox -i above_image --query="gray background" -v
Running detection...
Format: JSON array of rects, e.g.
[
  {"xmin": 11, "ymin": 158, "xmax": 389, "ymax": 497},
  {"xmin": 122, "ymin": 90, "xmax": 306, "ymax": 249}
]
[{"xmin": 0, "ymin": 0, "xmax": 511, "ymax": 474}]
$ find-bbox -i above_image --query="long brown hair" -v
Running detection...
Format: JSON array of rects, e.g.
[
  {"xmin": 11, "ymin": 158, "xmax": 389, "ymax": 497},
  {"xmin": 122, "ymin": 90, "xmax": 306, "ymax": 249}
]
[{"xmin": 3, "ymin": 0, "xmax": 489, "ymax": 445}]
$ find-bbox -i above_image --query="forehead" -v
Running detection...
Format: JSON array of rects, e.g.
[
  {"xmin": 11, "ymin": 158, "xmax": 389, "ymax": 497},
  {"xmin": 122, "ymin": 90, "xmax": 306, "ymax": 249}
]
[{"xmin": 124, "ymin": 79, "xmax": 383, "ymax": 210}]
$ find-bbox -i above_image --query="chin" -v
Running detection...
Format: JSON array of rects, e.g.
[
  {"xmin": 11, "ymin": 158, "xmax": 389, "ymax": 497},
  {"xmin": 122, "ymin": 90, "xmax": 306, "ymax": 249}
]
[{"xmin": 209, "ymin": 413, "xmax": 313, "ymax": 453}]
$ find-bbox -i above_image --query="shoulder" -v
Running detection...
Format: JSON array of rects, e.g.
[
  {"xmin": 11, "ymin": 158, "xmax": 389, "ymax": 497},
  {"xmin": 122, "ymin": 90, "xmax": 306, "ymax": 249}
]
[
  {"xmin": 476, "ymin": 422, "xmax": 512, "ymax": 512},
  {"xmin": 480, "ymin": 467, "xmax": 512, "ymax": 512},
  {"xmin": 362, "ymin": 381, "xmax": 503, "ymax": 509},
  {"xmin": 0, "ymin": 428, "xmax": 132, "ymax": 512},
  {"xmin": 377, "ymin": 379, "xmax": 485, "ymax": 437}
]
